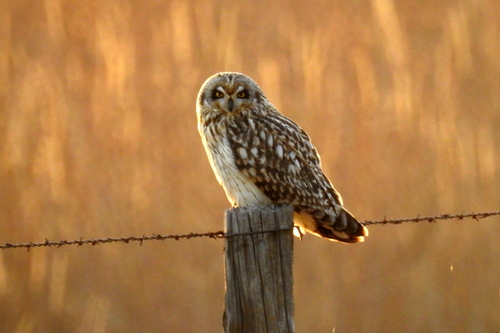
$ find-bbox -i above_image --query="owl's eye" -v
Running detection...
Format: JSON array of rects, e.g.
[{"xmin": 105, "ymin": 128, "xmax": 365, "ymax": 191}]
[
  {"xmin": 213, "ymin": 90, "xmax": 224, "ymax": 99},
  {"xmin": 237, "ymin": 90, "xmax": 248, "ymax": 98}
]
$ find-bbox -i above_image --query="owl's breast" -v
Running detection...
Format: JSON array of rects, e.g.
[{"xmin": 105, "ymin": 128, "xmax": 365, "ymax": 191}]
[{"xmin": 201, "ymin": 125, "xmax": 272, "ymax": 207}]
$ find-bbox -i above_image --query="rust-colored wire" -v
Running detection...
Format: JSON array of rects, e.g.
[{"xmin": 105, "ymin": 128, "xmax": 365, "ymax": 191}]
[{"xmin": 1, "ymin": 210, "xmax": 499, "ymax": 251}]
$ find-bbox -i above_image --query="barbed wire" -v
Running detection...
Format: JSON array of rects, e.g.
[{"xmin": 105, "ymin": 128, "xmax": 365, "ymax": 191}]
[
  {"xmin": 1, "ymin": 210, "xmax": 499, "ymax": 251},
  {"xmin": 361, "ymin": 211, "xmax": 500, "ymax": 225}
]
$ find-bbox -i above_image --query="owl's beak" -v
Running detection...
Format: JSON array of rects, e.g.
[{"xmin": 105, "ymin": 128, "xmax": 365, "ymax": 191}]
[{"xmin": 227, "ymin": 98, "xmax": 234, "ymax": 112}]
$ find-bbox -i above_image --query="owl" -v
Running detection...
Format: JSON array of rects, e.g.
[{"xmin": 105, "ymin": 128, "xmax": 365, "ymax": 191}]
[{"xmin": 196, "ymin": 72, "xmax": 368, "ymax": 243}]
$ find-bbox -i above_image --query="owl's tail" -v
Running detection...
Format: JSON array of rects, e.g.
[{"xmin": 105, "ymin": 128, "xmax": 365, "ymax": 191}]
[{"xmin": 315, "ymin": 208, "xmax": 368, "ymax": 243}]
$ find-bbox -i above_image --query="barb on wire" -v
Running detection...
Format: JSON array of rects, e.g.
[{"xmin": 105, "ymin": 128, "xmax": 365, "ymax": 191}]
[{"xmin": 1, "ymin": 210, "xmax": 499, "ymax": 251}]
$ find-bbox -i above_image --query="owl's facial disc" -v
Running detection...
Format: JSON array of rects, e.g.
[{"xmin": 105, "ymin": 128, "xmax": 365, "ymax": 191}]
[{"xmin": 211, "ymin": 85, "xmax": 250, "ymax": 113}]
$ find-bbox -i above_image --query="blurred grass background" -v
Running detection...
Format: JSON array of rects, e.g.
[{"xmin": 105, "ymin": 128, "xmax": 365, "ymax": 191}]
[{"xmin": 1, "ymin": 0, "xmax": 500, "ymax": 332}]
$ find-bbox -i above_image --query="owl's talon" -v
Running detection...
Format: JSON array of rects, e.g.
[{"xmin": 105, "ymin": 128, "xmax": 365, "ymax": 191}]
[{"xmin": 293, "ymin": 226, "xmax": 304, "ymax": 240}]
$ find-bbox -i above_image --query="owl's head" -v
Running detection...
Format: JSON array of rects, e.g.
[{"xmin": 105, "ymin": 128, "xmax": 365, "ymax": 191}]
[{"xmin": 197, "ymin": 72, "xmax": 269, "ymax": 117}]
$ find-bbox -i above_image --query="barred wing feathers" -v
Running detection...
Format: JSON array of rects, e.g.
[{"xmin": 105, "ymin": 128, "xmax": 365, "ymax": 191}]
[{"xmin": 226, "ymin": 112, "xmax": 367, "ymax": 243}]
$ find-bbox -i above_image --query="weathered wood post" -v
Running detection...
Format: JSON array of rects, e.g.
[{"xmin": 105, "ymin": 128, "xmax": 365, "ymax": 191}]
[{"xmin": 223, "ymin": 205, "xmax": 294, "ymax": 333}]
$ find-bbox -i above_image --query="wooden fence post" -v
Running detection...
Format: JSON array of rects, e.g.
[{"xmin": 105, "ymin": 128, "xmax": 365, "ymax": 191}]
[{"xmin": 223, "ymin": 205, "xmax": 294, "ymax": 333}]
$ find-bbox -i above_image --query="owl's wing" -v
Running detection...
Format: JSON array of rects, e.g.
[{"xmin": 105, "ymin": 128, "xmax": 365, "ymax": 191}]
[
  {"xmin": 226, "ymin": 112, "xmax": 342, "ymax": 213},
  {"xmin": 226, "ymin": 112, "xmax": 367, "ymax": 242}
]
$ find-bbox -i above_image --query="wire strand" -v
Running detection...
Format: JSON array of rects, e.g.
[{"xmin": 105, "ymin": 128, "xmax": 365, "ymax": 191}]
[
  {"xmin": 361, "ymin": 211, "xmax": 500, "ymax": 225},
  {"xmin": 1, "ymin": 210, "xmax": 499, "ymax": 250}
]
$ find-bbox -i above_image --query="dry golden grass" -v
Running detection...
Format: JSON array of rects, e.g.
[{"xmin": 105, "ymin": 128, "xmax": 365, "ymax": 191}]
[{"xmin": 1, "ymin": 0, "xmax": 499, "ymax": 332}]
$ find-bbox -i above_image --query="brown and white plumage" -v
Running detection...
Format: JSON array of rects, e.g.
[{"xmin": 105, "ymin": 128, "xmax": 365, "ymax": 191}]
[{"xmin": 196, "ymin": 72, "xmax": 367, "ymax": 243}]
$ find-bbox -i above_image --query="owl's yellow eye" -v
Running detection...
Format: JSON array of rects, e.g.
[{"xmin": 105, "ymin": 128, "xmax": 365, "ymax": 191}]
[
  {"xmin": 237, "ymin": 90, "xmax": 248, "ymax": 98},
  {"xmin": 213, "ymin": 91, "xmax": 224, "ymax": 99}
]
